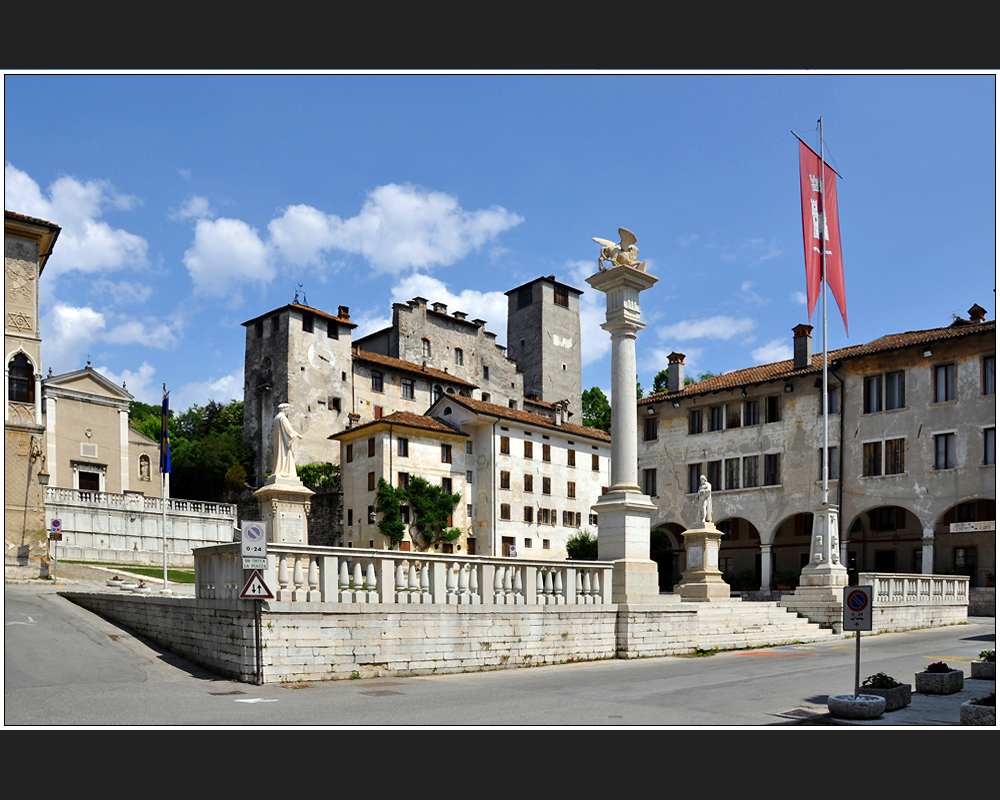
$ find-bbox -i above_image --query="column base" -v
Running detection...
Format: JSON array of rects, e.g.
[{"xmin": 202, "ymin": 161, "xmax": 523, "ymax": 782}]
[
  {"xmin": 610, "ymin": 558, "xmax": 661, "ymax": 605},
  {"xmin": 677, "ymin": 524, "xmax": 731, "ymax": 602},
  {"xmin": 254, "ymin": 479, "xmax": 314, "ymax": 545}
]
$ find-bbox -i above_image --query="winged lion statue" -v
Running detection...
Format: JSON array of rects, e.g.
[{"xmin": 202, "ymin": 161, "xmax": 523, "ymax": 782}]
[{"xmin": 592, "ymin": 228, "xmax": 648, "ymax": 272}]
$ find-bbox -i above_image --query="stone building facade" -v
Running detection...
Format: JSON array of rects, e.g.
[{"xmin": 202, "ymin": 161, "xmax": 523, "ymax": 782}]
[
  {"xmin": 636, "ymin": 307, "xmax": 995, "ymax": 592},
  {"xmin": 5, "ymin": 211, "xmax": 60, "ymax": 577}
]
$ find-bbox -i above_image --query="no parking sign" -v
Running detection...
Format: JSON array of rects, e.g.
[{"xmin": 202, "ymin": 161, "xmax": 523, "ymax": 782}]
[{"xmin": 843, "ymin": 586, "xmax": 873, "ymax": 631}]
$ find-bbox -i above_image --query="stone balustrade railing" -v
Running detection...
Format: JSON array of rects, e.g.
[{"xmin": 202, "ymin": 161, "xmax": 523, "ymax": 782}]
[
  {"xmin": 45, "ymin": 486, "xmax": 236, "ymax": 518},
  {"xmin": 859, "ymin": 573, "xmax": 970, "ymax": 605},
  {"xmin": 195, "ymin": 543, "xmax": 612, "ymax": 606}
]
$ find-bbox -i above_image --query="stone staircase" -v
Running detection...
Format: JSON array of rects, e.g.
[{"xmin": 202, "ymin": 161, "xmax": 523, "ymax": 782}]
[{"xmin": 692, "ymin": 599, "xmax": 841, "ymax": 649}]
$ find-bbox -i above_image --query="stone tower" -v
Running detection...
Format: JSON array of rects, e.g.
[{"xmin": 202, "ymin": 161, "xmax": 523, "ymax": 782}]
[
  {"xmin": 505, "ymin": 275, "xmax": 583, "ymax": 422},
  {"xmin": 242, "ymin": 304, "xmax": 355, "ymax": 484}
]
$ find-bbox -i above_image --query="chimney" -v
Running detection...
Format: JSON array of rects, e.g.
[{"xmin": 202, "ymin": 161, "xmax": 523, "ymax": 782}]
[
  {"xmin": 969, "ymin": 304, "xmax": 986, "ymax": 323},
  {"xmin": 667, "ymin": 352, "xmax": 686, "ymax": 393},
  {"xmin": 411, "ymin": 297, "xmax": 427, "ymax": 308},
  {"xmin": 793, "ymin": 324, "xmax": 813, "ymax": 370},
  {"xmin": 432, "ymin": 302, "xmax": 447, "ymax": 314},
  {"xmin": 338, "ymin": 305, "xmax": 350, "ymax": 321},
  {"xmin": 453, "ymin": 311, "xmax": 467, "ymax": 320}
]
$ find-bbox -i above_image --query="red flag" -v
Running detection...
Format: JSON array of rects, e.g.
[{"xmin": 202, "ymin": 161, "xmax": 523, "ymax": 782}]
[{"xmin": 799, "ymin": 139, "xmax": 848, "ymax": 335}]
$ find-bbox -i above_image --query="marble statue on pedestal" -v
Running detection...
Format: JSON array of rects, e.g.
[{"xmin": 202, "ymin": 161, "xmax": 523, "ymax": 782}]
[
  {"xmin": 697, "ymin": 475, "xmax": 713, "ymax": 525},
  {"xmin": 592, "ymin": 228, "xmax": 648, "ymax": 272},
  {"xmin": 272, "ymin": 403, "xmax": 302, "ymax": 478}
]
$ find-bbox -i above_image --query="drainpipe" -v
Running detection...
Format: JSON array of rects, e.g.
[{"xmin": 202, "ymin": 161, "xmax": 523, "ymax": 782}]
[{"xmin": 830, "ymin": 364, "xmax": 847, "ymax": 571}]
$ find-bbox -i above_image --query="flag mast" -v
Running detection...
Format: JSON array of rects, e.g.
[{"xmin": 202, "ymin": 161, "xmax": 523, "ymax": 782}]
[
  {"xmin": 819, "ymin": 116, "xmax": 831, "ymax": 506},
  {"xmin": 160, "ymin": 384, "xmax": 172, "ymax": 594}
]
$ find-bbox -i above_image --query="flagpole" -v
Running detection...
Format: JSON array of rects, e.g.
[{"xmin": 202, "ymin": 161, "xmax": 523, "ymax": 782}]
[
  {"xmin": 160, "ymin": 384, "xmax": 172, "ymax": 594},
  {"xmin": 820, "ymin": 116, "xmax": 830, "ymax": 507}
]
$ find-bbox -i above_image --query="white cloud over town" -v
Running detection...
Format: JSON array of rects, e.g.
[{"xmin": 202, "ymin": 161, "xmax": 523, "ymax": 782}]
[
  {"xmin": 751, "ymin": 338, "xmax": 793, "ymax": 363},
  {"xmin": 655, "ymin": 315, "xmax": 756, "ymax": 342}
]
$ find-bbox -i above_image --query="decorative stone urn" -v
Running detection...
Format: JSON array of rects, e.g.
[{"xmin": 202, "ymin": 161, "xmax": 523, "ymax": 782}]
[
  {"xmin": 971, "ymin": 659, "xmax": 995, "ymax": 680},
  {"xmin": 914, "ymin": 669, "xmax": 964, "ymax": 695},
  {"xmin": 861, "ymin": 684, "xmax": 912, "ymax": 712},
  {"xmin": 828, "ymin": 694, "xmax": 886, "ymax": 720},
  {"xmin": 960, "ymin": 699, "xmax": 996, "ymax": 726}
]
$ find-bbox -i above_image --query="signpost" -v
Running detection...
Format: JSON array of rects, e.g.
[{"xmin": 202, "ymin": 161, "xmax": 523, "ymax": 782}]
[
  {"xmin": 50, "ymin": 520, "xmax": 62, "ymax": 582},
  {"xmin": 239, "ymin": 522, "xmax": 271, "ymax": 685},
  {"xmin": 843, "ymin": 585, "xmax": 873, "ymax": 696}
]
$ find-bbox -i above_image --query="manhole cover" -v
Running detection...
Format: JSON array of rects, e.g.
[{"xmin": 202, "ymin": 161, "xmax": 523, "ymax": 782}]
[
  {"xmin": 360, "ymin": 690, "xmax": 404, "ymax": 697},
  {"xmin": 777, "ymin": 707, "xmax": 824, "ymax": 719}
]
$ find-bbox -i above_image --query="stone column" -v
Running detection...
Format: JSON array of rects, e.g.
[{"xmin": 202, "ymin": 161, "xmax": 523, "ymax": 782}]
[
  {"xmin": 921, "ymin": 528, "xmax": 935, "ymax": 574},
  {"xmin": 759, "ymin": 542, "xmax": 772, "ymax": 591},
  {"xmin": 587, "ymin": 262, "xmax": 659, "ymax": 605},
  {"xmin": 782, "ymin": 502, "xmax": 849, "ymax": 630}
]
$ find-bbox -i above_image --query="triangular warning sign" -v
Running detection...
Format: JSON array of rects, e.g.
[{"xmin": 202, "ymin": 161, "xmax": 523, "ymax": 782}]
[{"xmin": 240, "ymin": 569, "xmax": 274, "ymax": 600}]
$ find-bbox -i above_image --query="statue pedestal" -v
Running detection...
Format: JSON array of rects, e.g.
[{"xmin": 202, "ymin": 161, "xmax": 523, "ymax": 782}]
[
  {"xmin": 677, "ymin": 524, "xmax": 731, "ymax": 601},
  {"xmin": 593, "ymin": 488, "xmax": 660, "ymax": 604},
  {"xmin": 254, "ymin": 476, "xmax": 314, "ymax": 545}
]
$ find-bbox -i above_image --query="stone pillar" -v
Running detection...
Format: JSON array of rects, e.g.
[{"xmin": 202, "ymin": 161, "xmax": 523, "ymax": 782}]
[
  {"xmin": 759, "ymin": 542, "xmax": 772, "ymax": 591},
  {"xmin": 921, "ymin": 529, "xmax": 935, "ymax": 574},
  {"xmin": 587, "ymin": 262, "xmax": 659, "ymax": 605},
  {"xmin": 677, "ymin": 523, "xmax": 730, "ymax": 601},
  {"xmin": 254, "ymin": 473, "xmax": 314, "ymax": 545},
  {"xmin": 782, "ymin": 502, "xmax": 849, "ymax": 631}
]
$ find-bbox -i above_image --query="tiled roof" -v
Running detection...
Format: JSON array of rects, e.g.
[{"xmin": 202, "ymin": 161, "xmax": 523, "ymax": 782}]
[
  {"xmin": 329, "ymin": 410, "xmax": 468, "ymax": 440},
  {"xmin": 5, "ymin": 209, "xmax": 61, "ymax": 231},
  {"xmin": 241, "ymin": 303, "xmax": 357, "ymax": 328},
  {"xmin": 439, "ymin": 395, "xmax": 612, "ymax": 443},
  {"xmin": 640, "ymin": 319, "xmax": 996, "ymax": 405},
  {"xmin": 353, "ymin": 349, "xmax": 479, "ymax": 388}
]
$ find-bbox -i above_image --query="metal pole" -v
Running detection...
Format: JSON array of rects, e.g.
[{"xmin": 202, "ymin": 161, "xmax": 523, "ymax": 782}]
[
  {"xmin": 162, "ymin": 471, "xmax": 169, "ymax": 592},
  {"xmin": 854, "ymin": 630, "xmax": 861, "ymax": 697},
  {"xmin": 255, "ymin": 600, "xmax": 263, "ymax": 685},
  {"xmin": 819, "ymin": 116, "xmax": 830, "ymax": 506}
]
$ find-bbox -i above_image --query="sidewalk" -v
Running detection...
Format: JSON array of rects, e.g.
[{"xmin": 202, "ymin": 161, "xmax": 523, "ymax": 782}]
[{"xmin": 825, "ymin": 677, "xmax": 995, "ymax": 726}]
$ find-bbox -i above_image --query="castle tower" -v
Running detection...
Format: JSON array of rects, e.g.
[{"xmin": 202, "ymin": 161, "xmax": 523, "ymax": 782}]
[
  {"xmin": 505, "ymin": 275, "xmax": 583, "ymax": 421},
  {"xmin": 242, "ymin": 304, "xmax": 356, "ymax": 484}
]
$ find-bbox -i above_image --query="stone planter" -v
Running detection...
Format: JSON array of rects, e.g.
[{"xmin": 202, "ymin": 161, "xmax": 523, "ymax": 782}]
[
  {"xmin": 971, "ymin": 660, "xmax": 995, "ymax": 680},
  {"xmin": 914, "ymin": 669, "xmax": 964, "ymax": 694},
  {"xmin": 827, "ymin": 694, "xmax": 886, "ymax": 720},
  {"xmin": 960, "ymin": 700, "xmax": 996, "ymax": 726},
  {"xmin": 860, "ymin": 683, "xmax": 911, "ymax": 711}
]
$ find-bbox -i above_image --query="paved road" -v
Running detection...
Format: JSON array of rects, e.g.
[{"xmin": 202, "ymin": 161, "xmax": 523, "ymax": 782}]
[{"xmin": 4, "ymin": 583, "xmax": 994, "ymax": 727}]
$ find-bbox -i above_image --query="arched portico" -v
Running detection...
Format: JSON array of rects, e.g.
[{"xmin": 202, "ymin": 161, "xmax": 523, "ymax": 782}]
[
  {"xmin": 651, "ymin": 523, "xmax": 684, "ymax": 591},
  {"xmin": 769, "ymin": 512, "xmax": 817, "ymax": 589},
  {"xmin": 933, "ymin": 498, "xmax": 996, "ymax": 587},
  {"xmin": 716, "ymin": 516, "xmax": 761, "ymax": 590},
  {"xmin": 845, "ymin": 505, "xmax": 923, "ymax": 583}
]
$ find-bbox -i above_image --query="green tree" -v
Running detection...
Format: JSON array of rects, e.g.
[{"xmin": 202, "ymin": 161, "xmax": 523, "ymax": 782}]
[
  {"xmin": 296, "ymin": 462, "xmax": 340, "ymax": 491},
  {"xmin": 374, "ymin": 478, "xmax": 407, "ymax": 549},
  {"xmin": 581, "ymin": 387, "xmax": 611, "ymax": 432},
  {"xmin": 566, "ymin": 530, "xmax": 599, "ymax": 560},
  {"xmin": 652, "ymin": 368, "xmax": 670, "ymax": 395},
  {"xmin": 403, "ymin": 476, "xmax": 462, "ymax": 550}
]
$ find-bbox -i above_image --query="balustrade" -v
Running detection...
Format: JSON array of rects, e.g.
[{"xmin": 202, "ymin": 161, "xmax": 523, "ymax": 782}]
[
  {"xmin": 860, "ymin": 573, "xmax": 969, "ymax": 607},
  {"xmin": 195, "ymin": 543, "xmax": 612, "ymax": 607}
]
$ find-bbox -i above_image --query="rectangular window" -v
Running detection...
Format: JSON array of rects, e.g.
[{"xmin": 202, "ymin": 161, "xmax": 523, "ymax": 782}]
[
  {"xmin": 442, "ymin": 478, "xmax": 453, "ymax": 494},
  {"xmin": 743, "ymin": 455, "xmax": 758, "ymax": 488},
  {"xmin": 885, "ymin": 371, "xmax": 905, "ymax": 410},
  {"xmin": 328, "ymin": 396, "xmax": 341, "ymax": 413},
  {"xmin": 518, "ymin": 287, "xmax": 532, "ymax": 308},
  {"xmin": 500, "ymin": 503, "xmax": 511, "ymax": 521},
  {"xmin": 500, "ymin": 470, "xmax": 511, "ymax": 489},
  {"xmin": 688, "ymin": 463, "xmax": 701, "ymax": 494},
  {"xmin": 441, "ymin": 444, "xmax": 453, "ymax": 463},
  {"xmin": 825, "ymin": 385, "xmax": 839, "ymax": 415},
  {"xmin": 644, "ymin": 417, "xmax": 658, "ymax": 440},
  {"xmin": 326, "ymin": 321, "xmax": 338, "ymax": 339},
  {"xmin": 467, "ymin": 470, "xmax": 473, "ymax": 483},
  {"xmin": 540, "ymin": 508, "xmax": 550, "ymax": 525},
  {"xmin": 302, "ymin": 313, "xmax": 313, "ymax": 333},
  {"xmin": 589, "ymin": 514, "xmax": 598, "ymax": 527},
  {"xmin": 744, "ymin": 400, "xmax": 759, "ymax": 426},
  {"xmin": 401, "ymin": 506, "xmax": 411, "ymax": 524},
  {"xmin": 689, "ymin": 409, "xmax": 703, "ymax": 435},
  {"xmin": 371, "ymin": 371, "xmax": 383, "ymax": 393},
  {"xmin": 346, "ymin": 444, "xmax": 353, "ymax": 463},
  {"xmin": 368, "ymin": 438, "xmax": 376, "ymax": 458},
  {"xmin": 707, "ymin": 460, "xmax": 722, "ymax": 491},
  {"xmin": 763, "ymin": 453, "xmax": 781, "ymax": 486},
  {"xmin": 398, "ymin": 437, "xmax": 409, "ymax": 457},
  {"xmin": 567, "ymin": 481, "xmax": 576, "ymax": 499},
  {"xmin": 710, "ymin": 406, "xmax": 725, "ymax": 431},
  {"xmin": 524, "ymin": 506, "xmax": 534, "ymax": 523},
  {"xmin": 726, "ymin": 404, "xmax": 741, "ymax": 429},
  {"xmin": 500, "ymin": 435, "xmax": 510, "ymax": 455},
  {"xmin": 567, "ymin": 449, "xmax": 576, "ymax": 467},
  {"xmin": 542, "ymin": 477, "xmax": 551, "ymax": 495},
  {"xmin": 554, "ymin": 286, "xmax": 569, "ymax": 307},
  {"xmin": 725, "ymin": 458, "xmax": 740, "ymax": 490},
  {"xmin": 863, "ymin": 441, "xmax": 883, "ymax": 477},
  {"xmin": 524, "ymin": 441, "xmax": 533, "ymax": 459},
  {"xmin": 985, "ymin": 427, "xmax": 995, "ymax": 466},
  {"xmin": 374, "ymin": 405, "xmax": 383, "ymax": 420},
  {"xmin": 524, "ymin": 474, "xmax": 533, "ymax": 492},
  {"xmin": 765, "ymin": 396, "xmax": 781, "ymax": 423},
  {"xmin": 885, "ymin": 438, "xmax": 905, "ymax": 475},
  {"xmin": 401, "ymin": 378, "xmax": 414, "ymax": 399},
  {"xmin": 863, "ymin": 375, "xmax": 883, "ymax": 414},
  {"xmin": 592, "ymin": 453, "xmax": 600, "ymax": 471},
  {"xmin": 455, "ymin": 348, "xmax": 464, "ymax": 366},
  {"xmin": 347, "ymin": 509, "xmax": 354, "ymax": 526},
  {"xmin": 398, "ymin": 472, "xmax": 409, "ymax": 489},
  {"xmin": 819, "ymin": 447, "xmax": 839, "ymax": 481},
  {"xmin": 983, "ymin": 355, "xmax": 995, "ymax": 395},
  {"xmin": 643, "ymin": 468, "xmax": 657, "ymax": 497},
  {"xmin": 483, "ymin": 365, "xmax": 490, "ymax": 381},
  {"xmin": 934, "ymin": 433, "xmax": 956, "ymax": 470},
  {"xmin": 422, "ymin": 338, "xmax": 431, "ymax": 357},
  {"xmin": 542, "ymin": 444, "xmax": 551, "ymax": 462},
  {"xmin": 934, "ymin": 363, "xmax": 956, "ymax": 402},
  {"xmin": 367, "ymin": 472, "xmax": 375, "ymax": 491},
  {"xmin": 254, "ymin": 319, "xmax": 263, "ymax": 338},
  {"xmin": 563, "ymin": 510, "xmax": 575, "ymax": 527}
]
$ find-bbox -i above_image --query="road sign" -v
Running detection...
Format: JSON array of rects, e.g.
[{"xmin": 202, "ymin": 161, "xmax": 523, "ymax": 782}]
[
  {"xmin": 49, "ymin": 533, "xmax": 63, "ymax": 541},
  {"xmin": 240, "ymin": 570, "xmax": 274, "ymax": 600},
  {"xmin": 51, "ymin": 520, "xmax": 61, "ymax": 531},
  {"xmin": 241, "ymin": 522, "xmax": 267, "ymax": 558},
  {"xmin": 843, "ymin": 585, "xmax": 873, "ymax": 631}
]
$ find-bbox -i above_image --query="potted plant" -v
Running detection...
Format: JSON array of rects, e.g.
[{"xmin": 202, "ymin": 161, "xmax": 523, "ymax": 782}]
[
  {"xmin": 106, "ymin": 574, "xmax": 124, "ymax": 587},
  {"xmin": 827, "ymin": 693, "xmax": 886, "ymax": 720},
  {"xmin": 860, "ymin": 672, "xmax": 912, "ymax": 711},
  {"xmin": 915, "ymin": 661, "xmax": 964, "ymax": 694},
  {"xmin": 773, "ymin": 570, "xmax": 798, "ymax": 591},
  {"xmin": 971, "ymin": 649, "xmax": 995, "ymax": 681},
  {"xmin": 985, "ymin": 571, "xmax": 995, "ymax": 588},
  {"xmin": 960, "ymin": 693, "xmax": 995, "ymax": 726}
]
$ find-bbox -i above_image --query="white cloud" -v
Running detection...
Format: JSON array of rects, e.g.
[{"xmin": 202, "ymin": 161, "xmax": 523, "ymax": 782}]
[
  {"xmin": 171, "ymin": 195, "xmax": 215, "ymax": 221},
  {"xmin": 4, "ymin": 163, "xmax": 148, "ymax": 278},
  {"xmin": 268, "ymin": 184, "xmax": 524, "ymax": 275},
  {"xmin": 173, "ymin": 367, "xmax": 245, "ymax": 410},
  {"xmin": 791, "ymin": 290, "xmax": 807, "ymax": 305},
  {"xmin": 91, "ymin": 279, "xmax": 153, "ymax": 306},
  {"xmin": 93, "ymin": 362, "xmax": 158, "ymax": 403},
  {"xmin": 566, "ymin": 259, "xmax": 610, "ymax": 367},
  {"xmin": 751, "ymin": 338, "xmax": 793, "ymax": 363},
  {"xmin": 102, "ymin": 318, "xmax": 181, "ymax": 350},
  {"xmin": 42, "ymin": 304, "xmax": 107, "ymax": 373},
  {"xmin": 656, "ymin": 315, "xmax": 756, "ymax": 342},
  {"xmin": 389, "ymin": 273, "xmax": 510, "ymax": 341},
  {"xmin": 183, "ymin": 217, "xmax": 274, "ymax": 303}
]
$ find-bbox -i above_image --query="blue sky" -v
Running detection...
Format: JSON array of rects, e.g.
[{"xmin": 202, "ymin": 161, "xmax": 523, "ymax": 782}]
[{"xmin": 4, "ymin": 72, "xmax": 996, "ymax": 412}]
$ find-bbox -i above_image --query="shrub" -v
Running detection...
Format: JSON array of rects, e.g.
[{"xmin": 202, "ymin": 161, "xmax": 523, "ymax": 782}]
[
  {"xmin": 980, "ymin": 649, "xmax": 996, "ymax": 662},
  {"xmin": 863, "ymin": 672, "xmax": 903, "ymax": 689},
  {"xmin": 924, "ymin": 661, "xmax": 954, "ymax": 673},
  {"xmin": 970, "ymin": 693, "xmax": 995, "ymax": 707},
  {"xmin": 566, "ymin": 530, "xmax": 599, "ymax": 560}
]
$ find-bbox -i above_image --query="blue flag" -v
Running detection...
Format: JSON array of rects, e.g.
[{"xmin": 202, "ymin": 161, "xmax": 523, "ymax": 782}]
[{"xmin": 160, "ymin": 391, "xmax": 171, "ymax": 474}]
